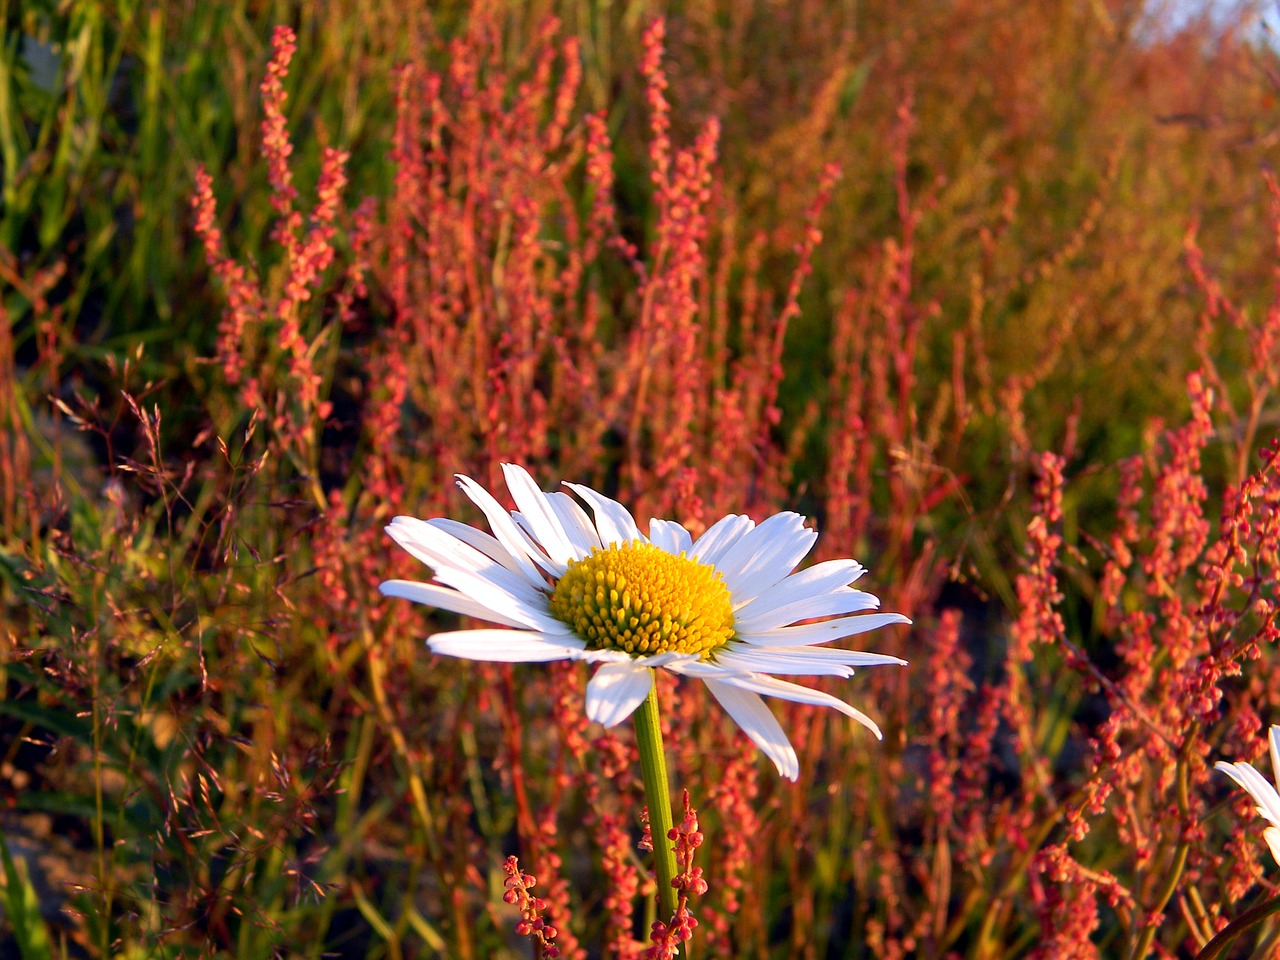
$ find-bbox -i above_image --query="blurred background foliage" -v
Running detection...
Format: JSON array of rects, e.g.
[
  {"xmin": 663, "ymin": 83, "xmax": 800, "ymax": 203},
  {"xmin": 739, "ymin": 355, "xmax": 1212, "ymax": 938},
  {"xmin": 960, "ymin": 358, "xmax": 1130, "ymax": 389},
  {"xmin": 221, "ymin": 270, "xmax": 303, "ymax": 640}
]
[{"xmin": 5, "ymin": 0, "xmax": 1275, "ymax": 537}]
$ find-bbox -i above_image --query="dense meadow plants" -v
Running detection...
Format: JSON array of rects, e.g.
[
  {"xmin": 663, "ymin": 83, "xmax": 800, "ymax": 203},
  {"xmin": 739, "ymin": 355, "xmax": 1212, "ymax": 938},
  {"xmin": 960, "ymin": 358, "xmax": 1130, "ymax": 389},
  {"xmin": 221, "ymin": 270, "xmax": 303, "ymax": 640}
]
[{"xmin": 3, "ymin": 1, "xmax": 1280, "ymax": 957}]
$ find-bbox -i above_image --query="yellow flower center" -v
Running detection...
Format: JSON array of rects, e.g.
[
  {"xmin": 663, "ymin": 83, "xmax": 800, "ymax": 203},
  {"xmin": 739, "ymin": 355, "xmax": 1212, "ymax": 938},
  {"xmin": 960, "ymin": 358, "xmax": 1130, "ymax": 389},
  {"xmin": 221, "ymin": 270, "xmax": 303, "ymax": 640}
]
[{"xmin": 548, "ymin": 542, "xmax": 735, "ymax": 657}]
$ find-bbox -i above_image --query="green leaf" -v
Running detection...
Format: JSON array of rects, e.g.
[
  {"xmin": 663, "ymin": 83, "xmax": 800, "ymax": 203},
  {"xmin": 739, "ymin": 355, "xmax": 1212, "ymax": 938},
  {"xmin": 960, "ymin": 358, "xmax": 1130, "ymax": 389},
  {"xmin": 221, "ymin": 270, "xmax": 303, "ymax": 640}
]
[{"xmin": 0, "ymin": 832, "xmax": 53, "ymax": 960}]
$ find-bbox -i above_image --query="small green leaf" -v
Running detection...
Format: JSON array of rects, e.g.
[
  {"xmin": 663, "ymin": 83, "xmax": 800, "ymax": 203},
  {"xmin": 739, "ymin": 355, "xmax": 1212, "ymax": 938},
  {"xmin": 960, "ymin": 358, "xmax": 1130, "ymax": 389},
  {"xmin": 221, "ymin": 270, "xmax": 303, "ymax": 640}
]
[{"xmin": 0, "ymin": 832, "xmax": 53, "ymax": 960}]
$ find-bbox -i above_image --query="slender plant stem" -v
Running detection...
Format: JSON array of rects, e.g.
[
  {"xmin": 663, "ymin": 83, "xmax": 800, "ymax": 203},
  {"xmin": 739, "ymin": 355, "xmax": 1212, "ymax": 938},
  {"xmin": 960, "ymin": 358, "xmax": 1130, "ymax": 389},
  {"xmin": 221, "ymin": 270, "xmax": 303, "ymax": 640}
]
[
  {"xmin": 1129, "ymin": 730, "xmax": 1197, "ymax": 960},
  {"xmin": 1195, "ymin": 895, "xmax": 1280, "ymax": 960},
  {"xmin": 634, "ymin": 676, "xmax": 678, "ymax": 920}
]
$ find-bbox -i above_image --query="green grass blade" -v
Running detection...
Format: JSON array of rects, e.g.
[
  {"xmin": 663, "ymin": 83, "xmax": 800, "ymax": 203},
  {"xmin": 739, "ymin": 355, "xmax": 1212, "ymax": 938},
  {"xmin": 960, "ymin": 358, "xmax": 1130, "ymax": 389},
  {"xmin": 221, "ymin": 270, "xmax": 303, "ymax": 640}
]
[{"xmin": 0, "ymin": 832, "xmax": 53, "ymax": 960}]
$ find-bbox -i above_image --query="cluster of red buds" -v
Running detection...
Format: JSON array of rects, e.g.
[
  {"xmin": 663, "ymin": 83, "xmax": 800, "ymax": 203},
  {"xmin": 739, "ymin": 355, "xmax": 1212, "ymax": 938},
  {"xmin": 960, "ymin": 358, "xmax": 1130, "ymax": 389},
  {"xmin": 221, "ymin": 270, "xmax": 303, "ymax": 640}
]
[
  {"xmin": 646, "ymin": 792, "xmax": 707, "ymax": 958},
  {"xmin": 502, "ymin": 856, "xmax": 560, "ymax": 958}
]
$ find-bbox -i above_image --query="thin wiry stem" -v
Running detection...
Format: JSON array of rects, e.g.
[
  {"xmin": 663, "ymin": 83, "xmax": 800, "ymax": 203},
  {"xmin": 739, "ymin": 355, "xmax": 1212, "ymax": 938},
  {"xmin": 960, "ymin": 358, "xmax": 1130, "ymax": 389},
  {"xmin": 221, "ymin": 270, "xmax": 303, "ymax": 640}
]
[{"xmin": 1195, "ymin": 895, "xmax": 1280, "ymax": 960}]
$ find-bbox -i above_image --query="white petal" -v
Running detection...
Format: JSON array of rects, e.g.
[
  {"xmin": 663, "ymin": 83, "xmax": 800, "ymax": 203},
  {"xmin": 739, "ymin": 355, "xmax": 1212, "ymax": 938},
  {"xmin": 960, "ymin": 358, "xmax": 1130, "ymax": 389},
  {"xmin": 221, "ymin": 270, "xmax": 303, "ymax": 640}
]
[
  {"xmin": 563, "ymin": 482, "xmax": 644, "ymax": 546},
  {"xmin": 1269, "ymin": 725, "xmax": 1280, "ymax": 786},
  {"xmin": 716, "ymin": 648, "xmax": 851, "ymax": 677},
  {"xmin": 424, "ymin": 518, "xmax": 527, "ymax": 577},
  {"xmin": 689, "ymin": 514, "xmax": 754, "ymax": 566},
  {"xmin": 387, "ymin": 519, "xmax": 568, "ymax": 629},
  {"xmin": 577, "ymin": 648, "xmax": 640, "ymax": 664},
  {"xmin": 744, "ymin": 612, "xmax": 912, "ymax": 647},
  {"xmin": 1215, "ymin": 759, "xmax": 1250, "ymax": 790},
  {"xmin": 715, "ymin": 645, "xmax": 906, "ymax": 677},
  {"xmin": 385, "ymin": 515, "xmax": 455, "ymax": 570},
  {"xmin": 733, "ymin": 586, "xmax": 882, "ymax": 633},
  {"xmin": 428, "ymin": 565, "xmax": 572, "ymax": 634},
  {"xmin": 388, "ymin": 515, "xmax": 545, "ymax": 604},
  {"xmin": 649, "ymin": 518, "xmax": 694, "ymax": 556},
  {"xmin": 736, "ymin": 559, "xmax": 866, "ymax": 617},
  {"xmin": 1265, "ymin": 826, "xmax": 1280, "ymax": 865},
  {"xmin": 380, "ymin": 579, "xmax": 530, "ymax": 629},
  {"xmin": 428, "ymin": 629, "xmax": 587, "ymax": 662},
  {"xmin": 1218, "ymin": 761, "xmax": 1280, "ymax": 826},
  {"xmin": 1223, "ymin": 762, "xmax": 1280, "ymax": 824},
  {"xmin": 585, "ymin": 662, "xmax": 654, "ymax": 727},
  {"xmin": 703, "ymin": 679, "xmax": 799, "ymax": 781},
  {"xmin": 450, "ymin": 477, "xmax": 552, "ymax": 586},
  {"xmin": 662, "ymin": 658, "xmax": 730, "ymax": 679},
  {"xmin": 718, "ymin": 673, "xmax": 883, "ymax": 739},
  {"xmin": 502, "ymin": 464, "xmax": 579, "ymax": 564},
  {"xmin": 508, "ymin": 515, "xmax": 569, "ymax": 579},
  {"xmin": 1218, "ymin": 762, "xmax": 1280, "ymax": 824},
  {"xmin": 544, "ymin": 491, "xmax": 602, "ymax": 559},
  {"xmin": 715, "ymin": 513, "xmax": 818, "ymax": 601}
]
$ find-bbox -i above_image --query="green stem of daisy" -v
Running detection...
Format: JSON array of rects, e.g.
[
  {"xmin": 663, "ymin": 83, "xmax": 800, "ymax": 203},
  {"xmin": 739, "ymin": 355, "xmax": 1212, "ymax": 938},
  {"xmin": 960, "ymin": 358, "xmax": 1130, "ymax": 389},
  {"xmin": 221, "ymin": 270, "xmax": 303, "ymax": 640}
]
[{"xmin": 634, "ymin": 676, "xmax": 678, "ymax": 921}]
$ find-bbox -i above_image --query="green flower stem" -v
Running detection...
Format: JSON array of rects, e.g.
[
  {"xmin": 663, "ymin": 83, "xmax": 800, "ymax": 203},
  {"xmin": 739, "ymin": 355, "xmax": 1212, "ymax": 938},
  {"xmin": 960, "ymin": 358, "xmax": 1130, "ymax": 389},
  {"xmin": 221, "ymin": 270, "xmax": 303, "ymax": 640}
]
[
  {"xmin": 634, "ymin": 676, "xmax": 678, "ymax": 921},
  {"xmin": 1195, "ymin": 894, "xmax": 1280, "ymax": 960}
]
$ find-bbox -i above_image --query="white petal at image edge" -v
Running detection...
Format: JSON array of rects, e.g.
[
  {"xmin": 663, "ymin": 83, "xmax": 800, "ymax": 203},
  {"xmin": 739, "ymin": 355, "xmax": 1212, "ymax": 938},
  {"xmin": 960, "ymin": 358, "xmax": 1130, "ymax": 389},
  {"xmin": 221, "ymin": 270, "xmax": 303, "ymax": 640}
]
[
  {"xmin": 1266, "ymin": 826, "xmax": 1280, "ymax": 865},
  {"xmin": 1216, "ymin": 761, "xmax": 1280, "ymax": 825}
]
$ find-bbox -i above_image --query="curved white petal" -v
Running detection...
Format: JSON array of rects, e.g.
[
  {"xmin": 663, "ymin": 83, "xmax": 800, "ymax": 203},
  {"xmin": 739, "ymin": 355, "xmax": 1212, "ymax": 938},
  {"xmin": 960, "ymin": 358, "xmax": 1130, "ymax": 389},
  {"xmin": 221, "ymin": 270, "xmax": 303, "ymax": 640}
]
[
  {"xmin": 1266, "ymin": 826, "xmax": 1280, "ymax": 865},
  {"xmin": 715, "ymin": 645, "xmax": 906, "ymax": 677},
  {"xmin": 449, "ymin": 477, "xmax": 552, "ymax": 586},
  {"xmin": 380, "ymin": 579, "xmax": 531, "ymax": 629},
  {"xmin": 689, "ymin": 514, "xmax": 754, "ymax": 566},
  {"xmin": 703, "ymin": 679, "xmax": 799, "ymax": 781},
  {"xmin": 388, "ymin": 515, "xmax": 546, "ymax": 606},
  {"xmin": 563, "ymin": 482, "xmax": 644, "ymax": 546},
  {"xmin": 718, "ymin": 673, "xmax": 883, "ymax": 739},
  {"xmin": 733, "ymin": 586, "xmax": 882, "ymax": 633},
  {"xmin": 660, "ymin": 658, "xmax": 733, "ymax": 679},
  {"xmin": 744, "ymin": 612, "xmax": 912, "ymax": 647},
  {"xmin": 716, "ymin": 513, "xmax": 818, "ymax": 601},
  {"xmin": 586, "ymin": 662, "xmax": 654, "ymax": 727},
  {"xmin": 575, "ymin": 649, "xmax": 637, "ymax": 664},
  {"xmin": 736, "ymin": 559, "xmax": 866, "ymax": 616},
  {"xmin": 423, "ymin": 518, "xmax": 528, "ymax": 579},
  {"xmin": 412, "ymin": 556, "xmax": 567, "ymax": 635},
  {"xmin": 649, "ymin": 518, "xmax": 694, "ymax": 556},
  {"xmin": 502, "ymin": 464, "xmax": 579, "ymax": 565},
  {"xmin": 634, "ymin": 651, "xmax": 703, "ymax": 669},
  {"xmin": 716, "ymin": 649, "xmax": 851, "ymax": 677},
  {"xmin": 1215, "ymin": 760, "xmax": 1252, "ymax": 793},
  {"xmin": 1269, "ymin": 725, "xmax": 1280, "ymax": 784},
  {"xmin": 428, "ymin": 629, "xmax": 587, "ymax": 662},
  {"xmin": 385, "ymin": 515, "xmax": 459, "ymax": 571},
  {"xmin": 544, "ymin": 491, "xmax": 602, "ymax": 559},
  {"xmin": 508, "ymin": 516, "xmax": 569, "ymax": 579},
  {"xmin": 1217, "ymin": 761, "xmax": 1280, "ymax": 825}
]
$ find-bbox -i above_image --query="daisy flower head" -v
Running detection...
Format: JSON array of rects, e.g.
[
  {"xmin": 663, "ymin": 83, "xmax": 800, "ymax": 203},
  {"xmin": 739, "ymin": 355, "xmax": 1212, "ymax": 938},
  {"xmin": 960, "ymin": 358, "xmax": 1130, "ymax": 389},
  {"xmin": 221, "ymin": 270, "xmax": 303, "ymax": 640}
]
[
  {"xmin": 379, "ymin": 464, "xmax": 910, "ymax": 781},
  {"xmin": 1216, "ymin": 725, "xmax": 1280, "ymax": 865}
]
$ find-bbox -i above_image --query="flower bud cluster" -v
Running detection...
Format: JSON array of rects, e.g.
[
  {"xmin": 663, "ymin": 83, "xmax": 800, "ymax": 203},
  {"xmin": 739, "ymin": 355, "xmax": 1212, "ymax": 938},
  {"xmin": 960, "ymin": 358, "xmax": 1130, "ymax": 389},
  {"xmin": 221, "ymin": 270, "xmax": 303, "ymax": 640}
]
[
  {"xmin": 502, "ymin": 856, "xmax": 561, "ymax": 959},
  {"xmin": 645, "ymin": 792, "xmax": 707, "ymax": 958}
]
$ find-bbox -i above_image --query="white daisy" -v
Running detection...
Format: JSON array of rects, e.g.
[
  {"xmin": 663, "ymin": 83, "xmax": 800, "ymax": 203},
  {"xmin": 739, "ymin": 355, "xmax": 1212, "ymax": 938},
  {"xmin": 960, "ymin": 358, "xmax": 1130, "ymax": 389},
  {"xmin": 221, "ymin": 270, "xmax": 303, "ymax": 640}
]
[
  {"xmin": 1216, "ymin": 725, "xmax": 1280, "ymax": 865},
  {"xmin": 380, "ymin": 463, "xmax": 909, "ymax": 780}
]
